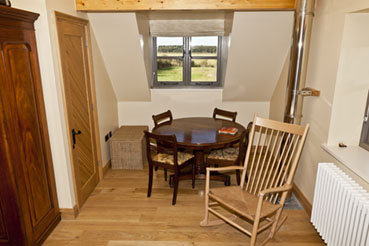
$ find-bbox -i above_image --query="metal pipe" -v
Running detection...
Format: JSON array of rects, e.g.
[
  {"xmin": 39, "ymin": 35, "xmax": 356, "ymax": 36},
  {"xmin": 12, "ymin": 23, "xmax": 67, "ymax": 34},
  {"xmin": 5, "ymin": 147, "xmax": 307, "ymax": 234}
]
[{"xmin": 284, "ymin": 0, "xmax": 316, "ymax": 124}]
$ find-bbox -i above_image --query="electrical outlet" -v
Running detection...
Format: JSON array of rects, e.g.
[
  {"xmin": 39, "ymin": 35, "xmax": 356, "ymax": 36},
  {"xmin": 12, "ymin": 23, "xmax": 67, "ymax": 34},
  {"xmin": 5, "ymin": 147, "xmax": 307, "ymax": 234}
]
[
  {"xmin": 105, "ymin": 134, "xmax": 109, "ymax": 142},
  {"xmin": 109, "ymin": 131, "xmax": 112, "ymax": 137}
]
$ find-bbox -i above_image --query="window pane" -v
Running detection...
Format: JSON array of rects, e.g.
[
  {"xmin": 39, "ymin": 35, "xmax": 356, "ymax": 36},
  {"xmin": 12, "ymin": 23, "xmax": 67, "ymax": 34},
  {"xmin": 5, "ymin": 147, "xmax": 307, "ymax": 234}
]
[
  {"xmin": 157, "ymin": 37, "xmax": 183, "ymax": 57},
  {"xmin": 191, "ymin": 59, "xmax": 217, "ymax": 82},
  {"xmin": 157, "ymin": 58, "xmax": 183, "ymax": 82},
  {"xmin": 191, "ymin": 36, "xmax": 218, "ymax": 57}
]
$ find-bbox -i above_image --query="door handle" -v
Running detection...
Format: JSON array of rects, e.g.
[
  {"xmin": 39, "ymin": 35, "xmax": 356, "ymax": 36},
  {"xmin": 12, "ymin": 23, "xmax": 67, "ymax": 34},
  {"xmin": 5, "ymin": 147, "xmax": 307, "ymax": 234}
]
[{"xmin": 72, "ymin": 129, "xmax": 82, "ymax": 149}]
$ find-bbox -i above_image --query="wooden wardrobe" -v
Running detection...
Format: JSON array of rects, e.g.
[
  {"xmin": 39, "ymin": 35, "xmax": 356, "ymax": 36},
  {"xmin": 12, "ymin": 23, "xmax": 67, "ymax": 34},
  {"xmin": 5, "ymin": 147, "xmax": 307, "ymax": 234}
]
[{"xmin": 0, "ymin": 6, "xmax": 60, "ymax": 246}]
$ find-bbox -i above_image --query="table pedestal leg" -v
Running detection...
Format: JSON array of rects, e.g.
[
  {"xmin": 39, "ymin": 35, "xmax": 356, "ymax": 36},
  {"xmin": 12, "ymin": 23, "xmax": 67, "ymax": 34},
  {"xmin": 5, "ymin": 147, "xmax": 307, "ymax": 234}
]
[{"xmin": 195, "ymin": 150, "xmax": 206, "ymax": 180}]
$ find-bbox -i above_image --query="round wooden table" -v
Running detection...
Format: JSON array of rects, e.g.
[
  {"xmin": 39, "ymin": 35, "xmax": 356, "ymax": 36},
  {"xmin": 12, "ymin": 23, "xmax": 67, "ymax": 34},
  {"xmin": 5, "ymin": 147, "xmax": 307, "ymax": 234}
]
[{"xmin": 152, "ymin": 117, "xmax": 246, "ymax": 184}]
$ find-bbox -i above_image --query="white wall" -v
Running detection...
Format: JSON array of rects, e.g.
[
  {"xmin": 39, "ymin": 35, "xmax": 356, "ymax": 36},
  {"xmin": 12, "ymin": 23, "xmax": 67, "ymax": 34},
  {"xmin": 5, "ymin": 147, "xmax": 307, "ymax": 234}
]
[
  {"xmin": 119, "ymin": 89, "xmax": 269, "ymax": 129},
  {"xmin": 12, "ymin": 0, "xmax": 77, "ymax": 208},
  {"xmin": 268, "ymin": 0, "xmax": 369, "ymax": 203},
  {"xmin": 44, "ymin": 0, "xmax": 119, "ymax": 168},
  {"xmin": 269, "ymin": 53, "xmax": 290, "ymax": 122},
  {"xmin": 328, "ymin": 13, "xmax": 369, "ymax": 146},
  {"xmin": 106, "ymin": 12, "xmax": 291, "ymax": 134},
  {"xmin": 223, "ymin": 11, "xmax": 294, "ymax": 101},
  {"xmin": 88, "ymin": 13, "xmax": 151, "ymax": 102},
  {"xmin": 89, "ymin": 11, "xmax": 293, "ymax": 103},
  {"xmin": 90, "ymin": 32, "xmax": 119, "ymax": 166},
  {"xmin": 12, "ymin": 0, "xmax": 119, "ymax": 208}
]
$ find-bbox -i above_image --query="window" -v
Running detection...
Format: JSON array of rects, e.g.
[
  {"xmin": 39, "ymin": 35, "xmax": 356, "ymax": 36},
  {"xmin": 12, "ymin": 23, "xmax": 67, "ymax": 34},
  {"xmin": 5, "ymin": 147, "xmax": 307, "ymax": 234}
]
[
  {"xmin": 360, "ymin": 90, "xmax": 369, "ymax": 151},
  {"xmin": 153, "ymin": 36, "xmax": 222, "ymax": 87}
]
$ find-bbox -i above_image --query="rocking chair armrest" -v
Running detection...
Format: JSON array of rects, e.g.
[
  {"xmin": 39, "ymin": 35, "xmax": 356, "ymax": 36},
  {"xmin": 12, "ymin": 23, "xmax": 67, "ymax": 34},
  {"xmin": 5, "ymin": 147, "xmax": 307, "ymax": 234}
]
[
  {"xmin": 258, "ymin": 184, "xmax": 293, "ymax": 197},
  {"xmin": 204, "ymin": 166, "xmax": 245, "ymax": 198},
  {"xmin": 206, "ymin": 166, "xmax": 245, "ymax": 172}
]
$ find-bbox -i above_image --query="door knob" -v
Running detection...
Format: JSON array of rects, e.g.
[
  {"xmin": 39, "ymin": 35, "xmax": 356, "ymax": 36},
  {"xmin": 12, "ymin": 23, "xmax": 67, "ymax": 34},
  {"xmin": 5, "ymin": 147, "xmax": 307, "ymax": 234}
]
[{"xmin": 72, "ymin": 129, "xmax": 82, "ymax": 149}]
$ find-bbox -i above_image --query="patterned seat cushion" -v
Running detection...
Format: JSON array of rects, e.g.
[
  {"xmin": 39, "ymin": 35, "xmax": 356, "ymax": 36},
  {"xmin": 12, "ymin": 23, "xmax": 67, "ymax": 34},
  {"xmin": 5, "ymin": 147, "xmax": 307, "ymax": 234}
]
[
  {"xmin": 208, "ymin": 147, "xmax": 239, "ymax": 161},
  {"xmin": 152, "ymin": 152, "xmax": 194, "ymax": 165}
]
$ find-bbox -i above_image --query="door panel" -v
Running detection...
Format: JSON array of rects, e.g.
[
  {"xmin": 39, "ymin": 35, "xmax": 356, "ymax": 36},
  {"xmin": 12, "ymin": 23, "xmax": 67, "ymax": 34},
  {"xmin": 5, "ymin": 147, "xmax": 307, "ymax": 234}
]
[
  {"xmin": 0, "ymin": 6, "xmax": 60, "ymax": 245},
  {"xmin": 3, "ymin": 43, "xmax": 53, "ymax": 225},
  {"xmin": 0, "ymin": 130, "xmax": 24, "ymax": 246},
  {"xmin": 0, "ymin": 38, "xmax": 60, "ymax": 244},
  {"xmin": 56, "ymin": 16, "xmax": 99, "ymax": 207},
  {"xmin": 0, "ymin": 205, "xmax": 7, "ymax": 241}
]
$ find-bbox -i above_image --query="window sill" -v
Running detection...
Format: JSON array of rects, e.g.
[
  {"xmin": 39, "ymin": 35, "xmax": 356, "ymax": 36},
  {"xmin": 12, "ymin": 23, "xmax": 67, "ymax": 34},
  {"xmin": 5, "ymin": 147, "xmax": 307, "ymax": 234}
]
[
  {"xmin": 322, "ymin": 144, "xmax": 369, "ymax": 183},
  {"xmin": 150, "ymin": 88, "xmax": 223, "ymax": 92}
]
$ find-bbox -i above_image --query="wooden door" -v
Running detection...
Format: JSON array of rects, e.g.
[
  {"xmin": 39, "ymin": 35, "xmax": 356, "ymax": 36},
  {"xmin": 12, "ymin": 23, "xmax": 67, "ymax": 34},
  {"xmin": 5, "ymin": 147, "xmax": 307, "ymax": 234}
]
[
  {"xmin": 0, "ymin": 6, "xmax": 60, "ymax": 245},
  {"xmin": 56, "ymin": 13, "xmax": 100, "ymax": 207}
]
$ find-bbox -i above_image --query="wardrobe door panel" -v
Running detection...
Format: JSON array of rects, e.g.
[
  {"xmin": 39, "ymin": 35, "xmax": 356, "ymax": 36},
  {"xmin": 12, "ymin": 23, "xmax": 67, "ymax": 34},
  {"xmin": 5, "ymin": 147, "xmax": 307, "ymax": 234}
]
[
  {"xmin": 0, "ymin": 208, "xmax": 6, "ymax": 240},
  {"xmin": 0, "ymin": 88, "xmax": 25, "ymax": 246},
  {"xmin": 0, "ymin": 6, "xmax": 60, "ymax": 245},
  {"xmin": 3, "ymin": 43, "xmax": 53, "ymax": 226},
  {"xmin": 0, "ymin": 185, "xmax": 25, "ymax": 246}
]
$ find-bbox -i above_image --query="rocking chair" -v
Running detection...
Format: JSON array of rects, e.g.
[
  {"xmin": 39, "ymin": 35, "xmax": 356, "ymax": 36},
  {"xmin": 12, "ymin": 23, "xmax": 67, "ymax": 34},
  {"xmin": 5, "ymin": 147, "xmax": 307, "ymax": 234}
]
[{"xmin": 200, "ymin": 115, "xmax": 309, "ymax": 245}]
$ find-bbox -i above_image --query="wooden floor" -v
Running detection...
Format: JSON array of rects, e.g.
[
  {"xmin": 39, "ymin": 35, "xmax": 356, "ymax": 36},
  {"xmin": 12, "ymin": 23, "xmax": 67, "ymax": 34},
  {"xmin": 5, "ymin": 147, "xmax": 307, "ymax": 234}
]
[{"xmin": 44, "ymin": 168, "xmax": 324, "ymax": 246}]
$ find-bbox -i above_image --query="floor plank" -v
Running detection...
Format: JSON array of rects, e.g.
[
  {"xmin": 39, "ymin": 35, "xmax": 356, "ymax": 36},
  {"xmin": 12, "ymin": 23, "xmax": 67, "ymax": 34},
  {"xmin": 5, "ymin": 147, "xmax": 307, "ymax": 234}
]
[{"xmin": 44, "ymin": 168, "xmax": 324, "ymax": 246}]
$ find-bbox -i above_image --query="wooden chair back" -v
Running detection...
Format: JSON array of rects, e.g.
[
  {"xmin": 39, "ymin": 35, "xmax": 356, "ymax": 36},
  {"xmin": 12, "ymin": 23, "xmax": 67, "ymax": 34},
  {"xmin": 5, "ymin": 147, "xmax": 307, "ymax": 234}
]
[
  {"xmin": 239, "ymin": 122, "xmax": 253, "ymax": 165},
  {"xmin": 240, "ymin": 116, "xmax": 309, "ymax": 204},
  {"xmin": 144, "ymin": 131, "xmax": 179, "ymax": 167},
  {"xmin": 152, "ymin": 110, "xmax": 173, "ymax": 127},
  {"xmin": 213, "ymin": 108, "xmax": 237, "ymax": 122}
]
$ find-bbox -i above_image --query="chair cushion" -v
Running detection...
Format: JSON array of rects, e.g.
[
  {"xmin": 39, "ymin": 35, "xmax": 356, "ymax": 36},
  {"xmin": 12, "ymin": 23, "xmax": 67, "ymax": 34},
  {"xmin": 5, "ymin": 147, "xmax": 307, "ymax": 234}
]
[
  {"xmin": 152, "ymin": 152, "xmax": 194, "ymax": 165},
  {"xmin": 208, "ymin": 147, "xmax": 239, "ymax": 161},
  {"xmin": 209, "ymin": 186, "xmax": 281, "ymax": 221}
]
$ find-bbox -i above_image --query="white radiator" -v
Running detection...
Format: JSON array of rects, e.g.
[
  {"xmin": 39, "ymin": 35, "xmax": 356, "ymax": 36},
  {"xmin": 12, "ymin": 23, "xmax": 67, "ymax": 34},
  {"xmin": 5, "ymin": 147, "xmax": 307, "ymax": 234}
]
[{"xmin": 311, "ymin": 163, "xmax": 369, "ymax": 246}]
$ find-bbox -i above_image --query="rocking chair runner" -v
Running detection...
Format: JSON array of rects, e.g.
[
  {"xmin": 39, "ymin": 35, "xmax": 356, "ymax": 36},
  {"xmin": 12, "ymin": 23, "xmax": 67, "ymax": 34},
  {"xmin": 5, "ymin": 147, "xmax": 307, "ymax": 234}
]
[{"xmin": 200, "ymin": 116, "xmax": 309, "ymax": 246}]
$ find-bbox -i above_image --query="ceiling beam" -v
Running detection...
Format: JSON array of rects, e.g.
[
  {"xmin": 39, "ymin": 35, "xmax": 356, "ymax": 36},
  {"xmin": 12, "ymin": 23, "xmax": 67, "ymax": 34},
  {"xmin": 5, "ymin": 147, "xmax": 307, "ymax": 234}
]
[{"xmin": 76, "ymin": 0, "xmax": 296, "ymax": 12}]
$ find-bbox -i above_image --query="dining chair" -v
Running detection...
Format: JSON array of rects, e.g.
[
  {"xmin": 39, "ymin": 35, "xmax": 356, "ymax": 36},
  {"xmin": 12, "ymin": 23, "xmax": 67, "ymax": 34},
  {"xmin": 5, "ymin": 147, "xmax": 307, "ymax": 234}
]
[
  {"xmin": 200, "ymin": 116, "xmax": 309, "ymax": 246},
  {"xmin": 152, "ymin": 110, "xmax": 173, "ymax": 180},
  {"xmin": 213, "ymin": 107, "xmax": 237, "ymax": 122},
  {"xmin": 152, "ymin": 110, "xmax": 173, "ymax": 127},
  {"xmin": 144, "ymin": 131, "xmax": 195, "ymax": 205},
  {"xmin": 206, "ymin": 122, "xmax": 252, "ymax": 185}
]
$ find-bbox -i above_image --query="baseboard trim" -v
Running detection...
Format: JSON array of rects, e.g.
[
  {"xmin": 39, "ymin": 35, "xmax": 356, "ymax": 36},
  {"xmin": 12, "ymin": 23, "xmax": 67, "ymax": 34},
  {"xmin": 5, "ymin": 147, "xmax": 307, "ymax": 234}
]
[
  {"xmin": 60, "ymin": 204, "xmax": 79, "ymax": 220},
  {"xmin": 292, "ymin": 183, "xmax": 312, "ymax": 217},
  {"xmin": 103, "ymin": 160, "xmax": 111, "ymax": 177}
]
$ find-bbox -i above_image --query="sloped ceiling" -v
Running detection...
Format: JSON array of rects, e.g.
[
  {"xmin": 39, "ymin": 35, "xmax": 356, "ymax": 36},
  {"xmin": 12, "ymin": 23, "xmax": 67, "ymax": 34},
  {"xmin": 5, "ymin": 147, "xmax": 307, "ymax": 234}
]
[
  {"xmin": 88, "ymin": 11, "xmax": 293, "ymax": 102},
  {"xmin": 88, "ymin": 13, "xmax": 151, "ymax": 101},
  {"xmin": 223, "ymin": 11, "xmax": 294, "ymax": 101}
]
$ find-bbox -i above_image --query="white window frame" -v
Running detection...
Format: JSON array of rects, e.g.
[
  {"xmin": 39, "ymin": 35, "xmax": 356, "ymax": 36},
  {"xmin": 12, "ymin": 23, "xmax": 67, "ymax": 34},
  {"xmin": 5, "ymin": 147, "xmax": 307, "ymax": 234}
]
[{"xmin": 152, "ymin": 36, "xmax": 222, "ymax": 88}]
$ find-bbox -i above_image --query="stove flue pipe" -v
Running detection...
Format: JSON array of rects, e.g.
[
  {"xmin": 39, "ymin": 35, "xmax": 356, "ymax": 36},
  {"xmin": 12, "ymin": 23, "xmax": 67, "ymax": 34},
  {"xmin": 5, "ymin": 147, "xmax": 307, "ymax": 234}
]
[{"xmin": 284, "ymin": 0, "xmax": 316, "ymax": 125}]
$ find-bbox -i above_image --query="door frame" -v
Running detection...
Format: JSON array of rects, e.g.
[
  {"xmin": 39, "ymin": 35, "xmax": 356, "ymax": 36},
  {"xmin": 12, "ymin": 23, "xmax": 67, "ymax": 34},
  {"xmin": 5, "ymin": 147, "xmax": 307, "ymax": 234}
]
[{"xmin": 54, "ymin": 11, "xmax": 103, "ymax": 209}]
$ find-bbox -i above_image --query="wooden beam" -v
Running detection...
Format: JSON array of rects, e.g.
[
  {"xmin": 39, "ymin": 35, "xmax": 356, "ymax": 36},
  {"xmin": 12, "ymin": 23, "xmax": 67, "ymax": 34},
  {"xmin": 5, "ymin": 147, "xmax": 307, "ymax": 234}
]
[{"xmin": 76, "ymin": 0, "xmax": 296, "ymax": 12}]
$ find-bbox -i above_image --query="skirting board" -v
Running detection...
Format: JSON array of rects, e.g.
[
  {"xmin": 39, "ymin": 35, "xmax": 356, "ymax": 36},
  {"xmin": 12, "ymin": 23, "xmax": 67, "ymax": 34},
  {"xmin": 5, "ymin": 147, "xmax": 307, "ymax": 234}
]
[
  {"xmin": 292, "ymin": 183, "xmax": 312, "ymax": 216},
  {"xmin": 60, "ymin": 204, "xmax": 79, "ymax": 220},
  {"xmin": 103, "ymin": 160, "xmax": 111, "ymax": 177}
]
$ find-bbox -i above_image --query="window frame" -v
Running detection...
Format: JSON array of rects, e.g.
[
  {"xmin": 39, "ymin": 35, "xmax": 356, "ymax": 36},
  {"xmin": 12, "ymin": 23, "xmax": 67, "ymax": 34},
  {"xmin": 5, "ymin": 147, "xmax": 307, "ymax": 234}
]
[
  {"xmin": 360, "ymin": 90, "xmax": 369, "ymax": 151},
  {"xmin": 153, "ymin": 36, "xmax": 222, "ymax": 88}
]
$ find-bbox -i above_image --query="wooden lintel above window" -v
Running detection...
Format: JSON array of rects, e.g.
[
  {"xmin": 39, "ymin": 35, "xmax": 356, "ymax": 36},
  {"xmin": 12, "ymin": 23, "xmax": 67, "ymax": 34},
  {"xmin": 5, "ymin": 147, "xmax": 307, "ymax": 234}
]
[{"xmin": 75, "ymin": 0, "xmax": 296, "ymax": 12}]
